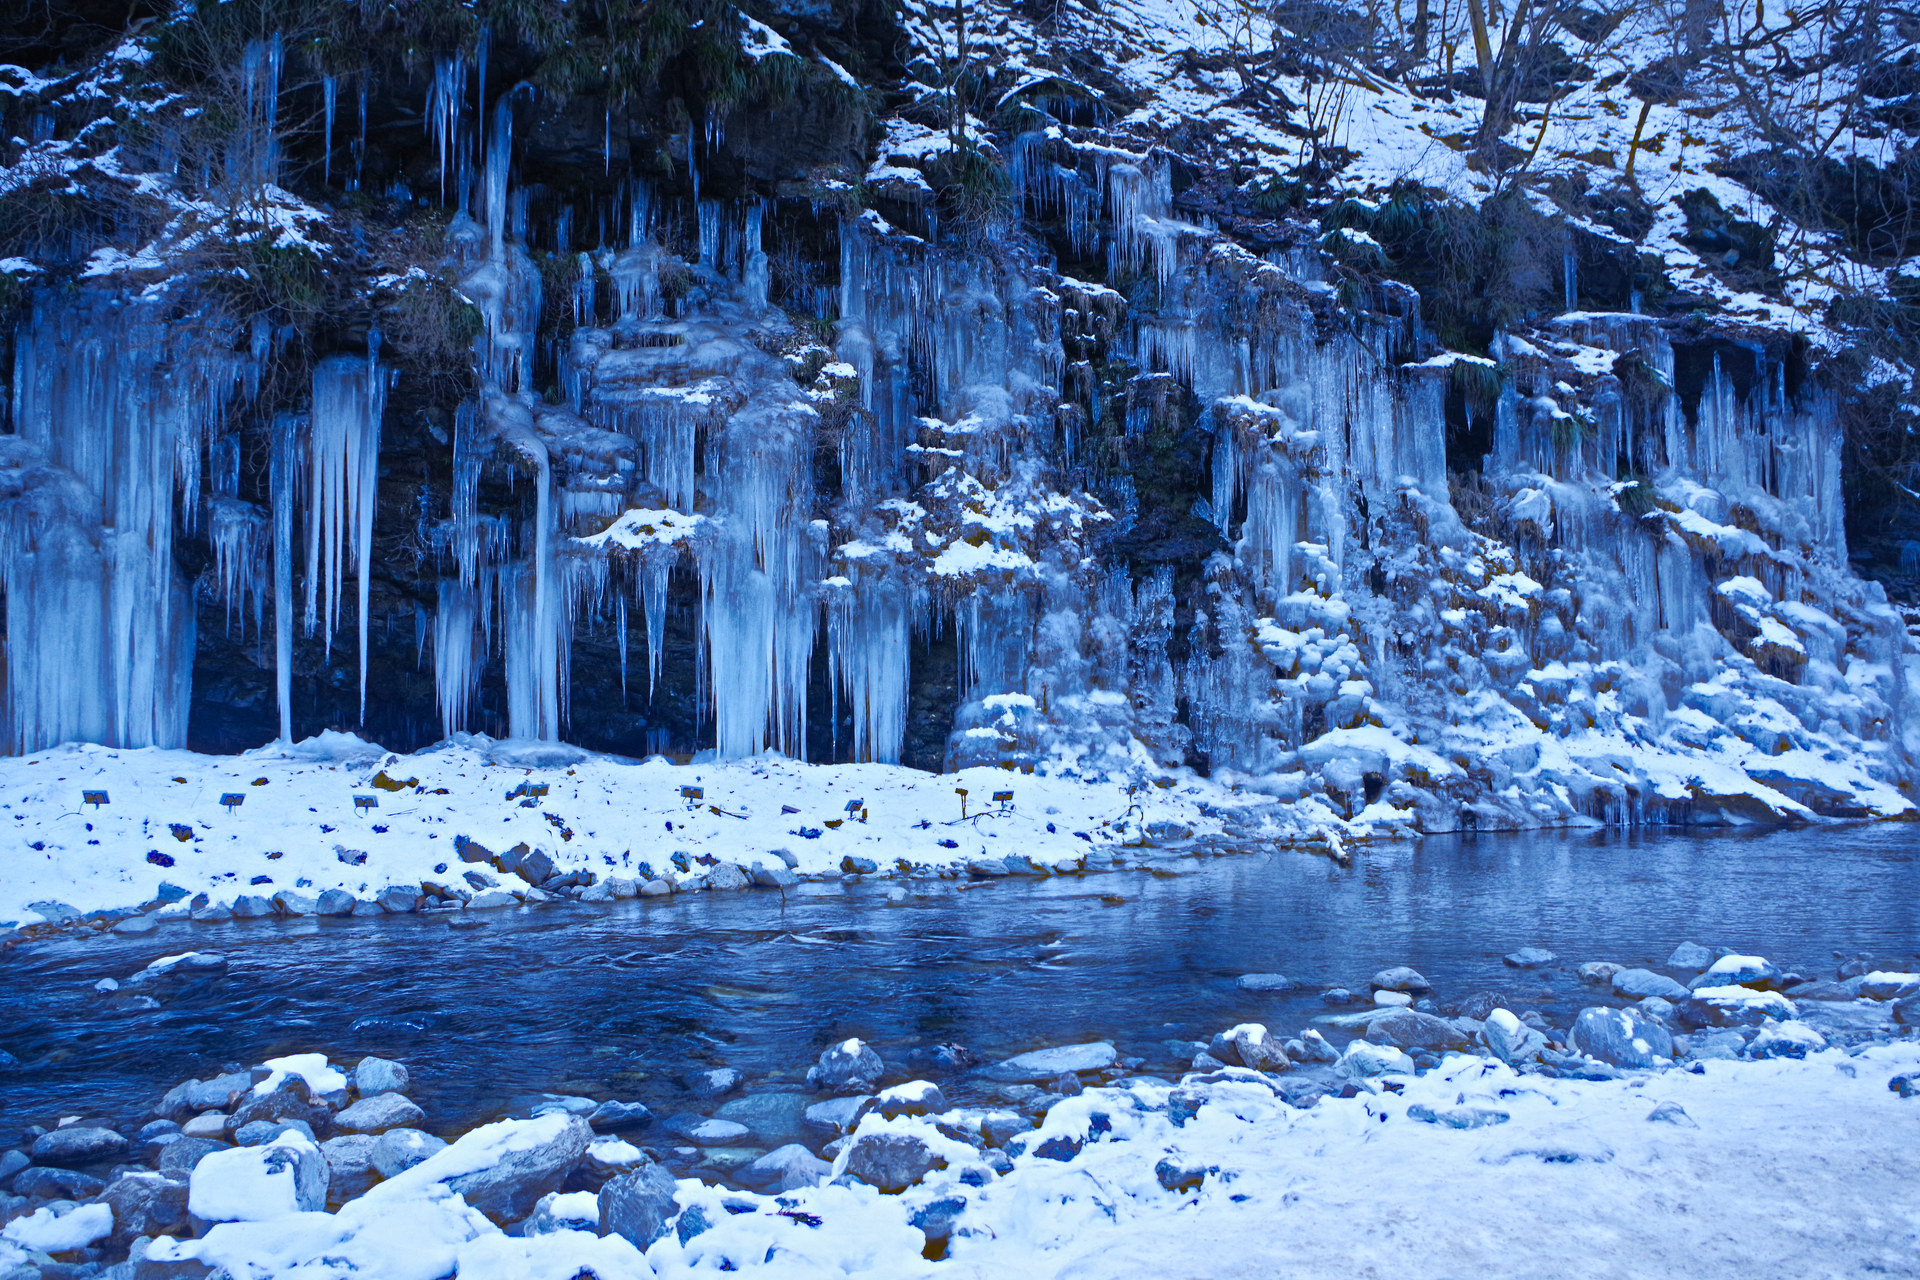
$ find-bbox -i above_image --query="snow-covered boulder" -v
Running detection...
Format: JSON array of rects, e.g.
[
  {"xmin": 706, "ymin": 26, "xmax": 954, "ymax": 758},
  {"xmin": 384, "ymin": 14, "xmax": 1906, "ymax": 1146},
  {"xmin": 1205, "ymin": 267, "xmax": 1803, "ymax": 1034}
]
[{"xmin": 189, "ymin": 1132, "xmax": 330, "ymax": 1222}]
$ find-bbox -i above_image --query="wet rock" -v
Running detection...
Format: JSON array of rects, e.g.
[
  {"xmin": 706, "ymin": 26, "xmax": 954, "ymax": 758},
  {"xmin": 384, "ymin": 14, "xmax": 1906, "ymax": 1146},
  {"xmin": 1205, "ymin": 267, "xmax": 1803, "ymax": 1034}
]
[
  {"xmin": 228, "ymin": 1081, "xmax": 331, "ymax": 1135},
  {"xmin": 522, "ymin": 1189, "xmax": 601, "ymax": 1235},
  {"xmin": 1666, "ymin": 942, "xmax": 1713, "ymax": 972},
  {"xmin": 588, "ymin": 1101, "xmax": 654, "ymax": 1133},
  {"xmin": 113, "ymin": 915, "xmax": 159, "ymax": 936},
  {"xmin": 1611, "ymin": 969, "xmax": 1690, "ymax": 1001},
  {"xmin": 662, "ymin": 1115, "xmax": 749, "ymax": 1145},
  {"xmin": 1647, "ymin": 1101, "xmax": 1698, "ymax": 1127},
  {"xmin": 100, "ymin": 1170, "xmax": 190, "ymax": 1242},
  {"xmin": 1503, "ymin": 947, "xmax": 1556, "ymax": 969},
  {"xmin": 1207, "ymin": 1024, "xmax": 1291, "ymax": 1071},
  {"xmin": 713, "ymin": 1092, "xmax": 811, "ymax": 1142},
  {"xmin": 1234, "ymin": 973, "xmax": 1297, "ymax": 991},
  {"xmin": 352, "ymin": 1057, "xmax": 409, "ymax": 1097},
  {"xmin": 842, "ymin": 1132, "xmax": 945, "ymax": 1193},
  {"xmin": 127, "ymin": 952, "xmax": 228, "ymax": 993},
  {"xmin": 231, "ymin": 894, "xmax": 274, "ymax": 919},
  {"xmin": 11, "ymin": 1165, "xmax": 106, "ymax": 1199},
  {"xmin": 1364, "ymin": 1009, "xmax": 1472, "ymax": 1053},
  {"xmin": 191, "ymin": 901, "xmax": 235, "ymax": 923},
  {"xmin": 156, "ymin": 1137, "xmax": 227, "ymax": 1177},
  {"xmin": 1293, "ymin": 1030, "xmax": 1340, "ymax": 1064},
  {"xmin": 1372, "ymin": 990, "xmax": 1413, "ymax": 1007},
  {"xmin": 750, "ymin": 865, "xmax": 798, "ymax": 889},
  {"xmin": 272, "ymin": 890, "xmax": 317, "ymax": 916},
  {"xmin": 684, "ymin": 1068, "xmax": 743, "ymax": 1101},
  {"xmin": 1894, "ymin": 996, "xmax": 1920, "ymax": 1027},
  {"xmin": 333, "ymin": 1092, "xmax": 424, "ymax": 1134},
  {"xmin": 802, "ymin": 1096, "xmax": 869, "ymax": 1137},
  {"xmin": 189, "ymin": 1134, "xmax": 329, "ymax": 1221},
  {"xmin": 977, "ymin": 1042, "xmax": 1116, "ymax": 1083},
  {"xmin": 598, "ymin": 1163, "xmax": 680, "ymax": 1250},
  {"xmin": 675, "ymin": 1202, "xmax": 714, "ymax": 1244},
  {"xmin": 0, "ymin": 1150, "xmax": 26, "ymax": 1187},
  {"xmin": 740, "ymin": 1143, "xmax": 831, "ymax": 1193},
  {"xmin": 369, "ymin": 1128, "xmax": 446, "ymax": 1179},
  {"xmin": 1689, "ymin": 955, "xmax": 1783, "ymax": 992},
  {"xmin": 467, "ymin": 888, "xmax": 518, "ymax": 909},
  {"xmin": 30, "ymin": 1126, "xmax": 130, "ymax": 1168},
  {"xmin": 314, "ymin": 890, "xmax": 355, "ymax": 916},
  {"xmin": 840, "ymin": 856, "xmax": 879, "ymax": 875},
  {"xmin": 1369, "ymin": 967, "xmax": 1431, "ymax": 995},
  {"xmin": 809, "ymin": 1039, "xmax": 885, "ymax": 1094},
  {"xmin": 319, "ymin": 1134, "xmax": 380, "ymax": 1202},
  {"xmin": 234, "ymin": 1119, "xmax": 316, "ymax": 1147},
  {"xmin": 1577, "ymin": 961, "xmax": 1624, "ymax": 985},
  {"xmin": 158, "ymin": 1071, "xmax": 250, "ymax": 1118},
  {"xmin": 1783, "ymin": 980, "xmax": 1854, "ymax": 1001},
  {"xmin": 1319, "ymin": 987, "xmax": 1359, "ymax": 1006},
  {"xmin": 1567, "ymin": 1006, "xmax": 1673, "ymax": 1069},
  {"xmin": 446, "ymin": 1115, "xmax": 592, "ymax": 1225}
]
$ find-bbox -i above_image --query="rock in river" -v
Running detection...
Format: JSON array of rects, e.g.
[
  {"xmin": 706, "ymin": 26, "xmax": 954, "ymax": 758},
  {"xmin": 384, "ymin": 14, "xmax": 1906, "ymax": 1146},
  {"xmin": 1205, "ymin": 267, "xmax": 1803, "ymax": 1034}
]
[
  {"xmin": 1365, "ymin": 1009, "xmax": 1472, "ymax": 1052},
  {"xmin": 334, "ymin": 1092, "xmax": 427, "ymax": 1134},
  {"xmin": 353, "ymin": 1056, "xmax": 410, "ymax": 1096},
  {"xmin": 1370, "ymin": 967, "xmax": 1432, "ymax": 995},
  {"xmin": 1611, "ymin": 969, "xmax": 1691, "ymax": 1001},
  {"xmin": 842, "ymin": 1131, "xmax": 945, "ymax": 1193},
  {"xmin": 31, "ymin": 1125, "xmax": 131, "ymax": 1167},
  {"xmin": 978, "ymin": 1042, "xmax": 1117, "ymax": 1083},
  {"xmin": 810, "ymin": 1038, "xmax": 886, "ymax": 1094},
  {"xmin": 1503, "ymin": 948, "xmax": 1556, "ymax": 969}
]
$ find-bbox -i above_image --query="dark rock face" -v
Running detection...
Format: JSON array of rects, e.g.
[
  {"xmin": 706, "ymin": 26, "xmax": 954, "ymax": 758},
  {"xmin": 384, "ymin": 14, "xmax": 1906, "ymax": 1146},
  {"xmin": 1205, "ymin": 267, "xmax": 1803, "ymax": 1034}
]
[
  {"xmin": 842, "ymin": 1131, "xmax": 945, "ymax": 1193},
  {"xmin": 598, "ymin": 1163, "xmax": 681, "ymax": 1250}
]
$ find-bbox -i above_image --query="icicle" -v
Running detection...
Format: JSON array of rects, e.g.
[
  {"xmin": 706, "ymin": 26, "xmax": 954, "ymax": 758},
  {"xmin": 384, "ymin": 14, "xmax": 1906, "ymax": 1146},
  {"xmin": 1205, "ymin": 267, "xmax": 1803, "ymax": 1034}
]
[
  {"xmin": 322, "ymin": 74, "xmax": 336, "ymax": 185},
  {"xmin": 303, "ymin": 354, "xmax": 387, "ymax": 723},
  {"xmin": 616, "ymin": 593, "xmax": 629, "ymax": 696},
  {"xmin": 271, "ymin": 411, "xmax": 298, "ymax": 743},
  {"xmin": 744, "ymin": 200, "xmax": 769, "ymax": 312}
]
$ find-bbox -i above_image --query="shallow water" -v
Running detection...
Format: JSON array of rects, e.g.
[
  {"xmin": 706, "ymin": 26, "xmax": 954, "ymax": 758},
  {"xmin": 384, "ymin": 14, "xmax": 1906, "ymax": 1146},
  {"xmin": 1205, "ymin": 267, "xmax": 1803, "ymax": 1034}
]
[{"xmin": 2, "ymin": 824, "xmax": 1917, "ymax": 1136}]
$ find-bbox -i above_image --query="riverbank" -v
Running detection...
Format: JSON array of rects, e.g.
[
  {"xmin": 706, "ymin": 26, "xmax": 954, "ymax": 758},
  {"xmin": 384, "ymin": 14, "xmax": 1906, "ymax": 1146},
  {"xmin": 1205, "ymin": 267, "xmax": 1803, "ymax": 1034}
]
[
  {"xmin": 5, "ymin": 726, "xmax": 1912, "ymax": 937},
  {"xmin": 3, "ymin": 940, "xmax": 1917, "ymax": 1279}
]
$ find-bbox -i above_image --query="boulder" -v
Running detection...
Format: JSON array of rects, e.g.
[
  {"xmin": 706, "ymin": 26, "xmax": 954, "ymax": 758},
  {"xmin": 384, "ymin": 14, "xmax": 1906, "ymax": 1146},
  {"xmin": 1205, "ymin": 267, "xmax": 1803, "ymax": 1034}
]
[
  {"xmin": 810, "ymin": 1038, "xmax": 886, "ymax": 1094},
  {"xmin": 467, "ymin": 889, "xmax": 518, "ymax": 910},
  {"xmin": 662, "ymin": 1115, "xmax": 749, "ymax": 1145},
  {"xmin": 156, "ymin": 1137, "xmax": 227, "ymax": 1176},
  {"xmin": 1292, "ymin": 1030, "xmax": 1339, "ymax": 1064},
  {"xmin": 1689, "ymin": 955, "xmax": 1783, "ymax": 992},
  {"xmin": 1206, "ymin": 1024, "xmax": 1291, "ymax": 1071},
  {"xmin": 1577, "ymin": 961, "xmax": 1624, "ymax": 985},
  {"xmin": 1483, "ymin": 1009, "xmax": 1546, "ymax": 1064},
  {"xmin": 684, "ymin": 1067, "xmax": 743, "ymax": 1101},
  {"xmin": 188, "ymin": 1133, "xmax": 329, "ymax": 1222},
  {"xmin": 156, "ymin": 1071, "xmax": 251, "ymax": 1118},
  {"xmin": 1857, "ymin": 972, "xmax": 1920, "ymax": 1001},
  {"xmin": 706, "ymin": 863, "xmax": 752, "ymax": 891},
  {"xmin": 272, "ymin": 890, "xmax": 318, "ymax": 916},
  {"xmin": 977, "ymin": 1042, "xmax": 1117, "ymax": 1083},
  {"xmin": 1746, "ymin": 1021, "xmax": 1826, "ymax": 1059},
  {"xmin": 598, "ymin": 1163, "xmax": 680, "ymax": 1250},
  {"xmin": 113, "ymin": 915, "xmax": 159, "ymax": 935},
  {"xmin": 750, "ymin": 865, "xmax": 798, "ymax": 889},
  {"xmin": 739, "ymin": 1143, "xmax": 831, "ymax": 1193},
  {"xmin": 315, "ymin": 889, "xmax": 356, "ymax": 916},
  {"xmin": 1369, "ymin": 966, "xmax": 1431, "ymax": 995},
  {"xmin": 863, "ymin": 1081, "xmax": 947, "ymax": 1121},
  {"xmin": 353, "ymin": 1057, "xmax": 410, "ymax": 1097},
  {"xmin": 802, "ymin": 1096, "xmax": 869, "ymax": 1137},
  {"xmin": 227, "ymin": 1081, "xmax": 332, "ymax": 1135},
  {"xmin": 1611, "ymin": 969, "xmax": 1690, "ymax": 1001},
  {"xmin": 446, "ymin": 1115, "xmax": 592, "ymax": 1225},
  {"xmin": 319, "ymin": 1134, "xmax": 380, "ymax": 1202},
  {"xmin": 30, "ymin": 1126, "xmax": 130, "ymax": 1167},
  {"xmin": 713, "ymin": 1092, "xmax": 812, "ymax": 1141},
  {"xmin": 1894, "ymin": 996, "xmax": 1920, "ymax": 1027},
  {"xmin": 1666, "ymin": 942, "xmax": 1713, "ymax": 972},
  {"xmin": 231, "ymin": 895, "xmax": 274, "ymax": 919},
  {"xmin": 11, "ymin": 1165, "xmax": 106, "ymax": 1198},
  {"xmin": 1503, "ymin": 947, "xmax": 1556, "ymax": 969},
  {"xmin": 522, "ymin": 1190, "xmax": 602, "ymax": 1235},
  {"xmin": 370, "ymin": 1128, "xmax": 447, "ymax": 1179},
  {"xmin": 1336, "ymin": 1042, "xmax": 1414, "ymax": 1079},
  {"xmin": 375, "ymin": 886, "xmax": 421, "ymax": 913},
  {"xmin": 99, "ymin": 1171, "xmax": 190, "ymax": 1243},
  {"xmin": 1566, "ymin": 1006, "xmax": 1673, "ymax": 1069},
  {"xmin": 842, "ymin": 1131, "xmax": 945, "ymax": 1193},
  {"xmin": 1364, "ymin": 1009, "xmax": 1472, "ymax": 1052},
  {"xmin": 1678, "ymin": 986, "xmax": 1797, "ymax": 1029},
  {"xmin": 234, "ymin": 1119, "xmax": 316, "ymax": 1147},
  {"xmin": 587, "ymin": 1101, "xmax": 654, "ymax": 1133}
]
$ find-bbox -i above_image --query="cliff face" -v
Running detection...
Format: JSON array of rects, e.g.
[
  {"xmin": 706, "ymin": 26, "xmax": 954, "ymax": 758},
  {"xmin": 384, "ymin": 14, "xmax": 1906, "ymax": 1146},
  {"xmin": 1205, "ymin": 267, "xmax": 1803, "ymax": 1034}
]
[{"xmin": 0, "ymin": 0, "xmax": 1916, "ymax": 828}]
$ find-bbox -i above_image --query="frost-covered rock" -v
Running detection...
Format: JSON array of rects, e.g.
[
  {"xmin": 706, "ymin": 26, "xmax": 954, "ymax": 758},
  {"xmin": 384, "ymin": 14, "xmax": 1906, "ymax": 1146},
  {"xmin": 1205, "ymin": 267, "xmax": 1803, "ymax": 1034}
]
[
  {"xmin": 842, "ymin": 1131, "xmax": 945, "ymax": 1193},
  {"xmin": 1747, "ymin": 1022, "xmax": 1827, "ymax": 1060},
  {"xmin": 1856, "ymin": 973, "xmax": 1920, "ymax": 1001},
  {"xmin": 598, "ymin": 1163, "xmax": 680, "ymax": 1250},
  {"xmin": 1370, "ymin": 967, "xmax": 1431, "ymax": 995},
  {"xmin": 442, "ymin": 1115, "xmax": 593, "ymax": 1225},
  {"xmin": 1208, "ymin": 1024, "xmax": 1291, "ymax": 1071},
  {"xmin": 1567, "ymin": 1006, "xmax": 1674, "ymax": 1069},
  {"xmin": 0, "ymin": 1202, "xmax": 114, "ymax": 1253},
  {"xmin": 1680, "ymin": 986, "xmax": 1798, "ymax": 1029},
  {"xmin": 810, "ymin": 1038, "xmax": 885, "ymax": 1094},
  {"xmin": 1690, "ymin": 955, "xmax": 1784, "ymax": 992},
  {"xmin": 188, "ymin": 1132, "xmax": 329, "ymax": 1222},
  {"xmin": 1337, "ymin": 1041, "xmax": 1415, "ymax": 1079},
  {"xmin": 979, "ymin": 1041, "xmax": 1117, "ymax": 1082},
  {"xmin": 1484, "ymin": 1009, "xmax": 1547, "ymax": 1064},
  {"xmin": 740, "ymin": 1143, "xmax": 832, "ymax": 1192}
]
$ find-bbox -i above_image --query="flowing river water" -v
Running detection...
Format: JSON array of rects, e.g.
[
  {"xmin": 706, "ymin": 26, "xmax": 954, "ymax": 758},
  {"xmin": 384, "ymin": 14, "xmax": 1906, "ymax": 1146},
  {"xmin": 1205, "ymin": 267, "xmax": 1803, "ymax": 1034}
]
[{"xmin": 2, "ymin": 825, "xmax": 1917, "ymax": 1140}]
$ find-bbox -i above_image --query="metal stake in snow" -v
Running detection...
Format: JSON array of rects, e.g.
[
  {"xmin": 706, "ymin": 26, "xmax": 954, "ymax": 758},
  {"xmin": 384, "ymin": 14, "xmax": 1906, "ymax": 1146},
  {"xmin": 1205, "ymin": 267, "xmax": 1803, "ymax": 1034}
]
[
  {"xmin": 220, "ymin": 793, "xmax": 245, "ymax": 814},
  {"xmin": 681, "ymin": 785, "xmax": 704, "ymax": 810},
  {"xmin": 82, "ymin": 791, "xmax": 109, "ymax": 809},
  {"xmin": 955, "ymin": 788, "xmax": 968, "ymax": 820}
]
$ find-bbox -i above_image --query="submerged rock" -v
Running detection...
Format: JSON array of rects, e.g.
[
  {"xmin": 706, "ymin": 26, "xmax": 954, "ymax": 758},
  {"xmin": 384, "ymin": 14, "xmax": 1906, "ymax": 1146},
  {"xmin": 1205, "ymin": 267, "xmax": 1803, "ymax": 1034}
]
[
  {"xmin": 978, "ymin": 1042, "xmax": 1117, "ymax": 1083},
  {"xmin": 809, "ymin": 1038, "xmax": 886, "ymax": 1094}
]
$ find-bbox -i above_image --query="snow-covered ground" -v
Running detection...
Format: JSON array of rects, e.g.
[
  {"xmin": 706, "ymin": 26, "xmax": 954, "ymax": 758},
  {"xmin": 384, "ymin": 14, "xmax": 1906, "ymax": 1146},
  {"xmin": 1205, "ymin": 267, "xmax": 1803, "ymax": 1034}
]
[
  {"xmin": 0, "ymin": 733, "xmax": 1262, "ymax": 928},
  {"xmin": 7, "ymin": 1042, "xmax": 1915, "ymax": 1279}
]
